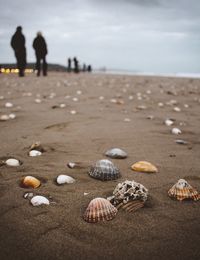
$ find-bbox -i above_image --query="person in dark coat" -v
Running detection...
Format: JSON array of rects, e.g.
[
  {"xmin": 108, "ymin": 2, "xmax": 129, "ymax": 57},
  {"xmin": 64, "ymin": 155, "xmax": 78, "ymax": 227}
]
[
  {"xmin": 11, "ymin": 26, "xmax": 26, "ymax": 77},
  {"xmin": 33, "ymin": 32, "xmax": 48, "ymax": 76}
]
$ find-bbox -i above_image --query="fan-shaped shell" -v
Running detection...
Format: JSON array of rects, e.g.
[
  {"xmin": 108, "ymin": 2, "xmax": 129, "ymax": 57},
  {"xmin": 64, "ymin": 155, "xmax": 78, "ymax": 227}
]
[
  {"xmin": 105, "ymin": 148, "xmax": 127, "ymax": 159},
  {"xmin": 168, "ymin": 179, "xmax": 199, "ymax": 201},
  {"xmin": 22, "ymin": 176, "xmax": 41, "ymax": 188},
  {"xmin": 88, "ymin": 159, "xmax": 120, "ymax": 181},
  {"xmin": 83, "ymin": 198, "xmax": 118, "ymax": 223},
  {"xmin": 131, "ymin": 161, "xmax": 158, "ymax": 173}
]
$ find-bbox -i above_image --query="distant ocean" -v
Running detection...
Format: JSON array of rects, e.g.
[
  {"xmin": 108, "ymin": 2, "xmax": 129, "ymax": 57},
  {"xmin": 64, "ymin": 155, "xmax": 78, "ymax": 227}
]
[{"xmin": 95, "ymin": 70, "xmax": 200, "ymax": 79}]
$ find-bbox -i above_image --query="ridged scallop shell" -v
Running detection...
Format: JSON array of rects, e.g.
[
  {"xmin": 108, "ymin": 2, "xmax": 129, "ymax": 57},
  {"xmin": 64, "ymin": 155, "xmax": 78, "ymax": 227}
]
[
  {"xmin": 131, "ymin": 161, "xmax": 158, "ymax": 173},
  {"xmin": 168, "ymin": 179, "xmax": 199, "ymax": 201},
  {"xmin": 83, "ymin": 198, "xmax": 118, "ymax": 223},
  {"xmin": 88, "ymin": 159, "xmax": 120, "ymax": 181},
  {"xmin": 105, "ymin": 148, "xmax": 127, "ymax": 159},
  {"xmin": 22, "ymin": 176, "xmax": 41, "ymax": 188}
]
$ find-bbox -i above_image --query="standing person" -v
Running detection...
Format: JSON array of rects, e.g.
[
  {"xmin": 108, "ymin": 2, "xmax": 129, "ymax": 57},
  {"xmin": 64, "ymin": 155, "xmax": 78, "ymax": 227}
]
[
  {"xmin": 33, "ymin": 31, "xmax": 48, "ymax": 76},
  {"xmin": 11, "ymin": 26, "xmax": 26, "ymax": 77},
  {"xmin": 73, "ymin": 57, "xmax": 79, "ymax": 73},
  {"xmin": 67, "ymin": 58, "xmax": 71, "ymax": 72}
]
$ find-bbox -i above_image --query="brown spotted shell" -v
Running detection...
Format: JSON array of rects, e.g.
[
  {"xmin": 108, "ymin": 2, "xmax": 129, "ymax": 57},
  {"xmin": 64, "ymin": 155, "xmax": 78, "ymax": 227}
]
[
  {"xmin": 22, "ymin": 176, "xmax": 41, "ymax": 189},
  {"xmin": 168, "ymin": 179, "xmax": 199, "ymax": 201},
  {"xmin": 83, "ymin": 198, "xmax": 118, "ymax": 223}
]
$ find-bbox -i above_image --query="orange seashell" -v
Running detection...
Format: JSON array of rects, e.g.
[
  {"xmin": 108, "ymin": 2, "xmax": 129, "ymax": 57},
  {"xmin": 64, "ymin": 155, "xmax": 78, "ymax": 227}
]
[
  {"xmin": 22, "ymin": 176, "xmax": 41, "ymax": 189},
  {"xmin": 83, "ymin": 198, "xmax": 118, "ymax": 223},
  {"xmin": 168, "ymin": 179, "xmax": 199, "ymax": 201},
  {"xmin": 131, "ymin": 161, "xmax": 158, "ymax": 173}
]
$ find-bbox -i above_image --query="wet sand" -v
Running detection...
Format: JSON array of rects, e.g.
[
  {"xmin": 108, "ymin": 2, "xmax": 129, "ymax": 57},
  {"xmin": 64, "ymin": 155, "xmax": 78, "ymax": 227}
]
[{"xmin": 0, "ymin": 72, "xmax": 200, "ymax": 260}]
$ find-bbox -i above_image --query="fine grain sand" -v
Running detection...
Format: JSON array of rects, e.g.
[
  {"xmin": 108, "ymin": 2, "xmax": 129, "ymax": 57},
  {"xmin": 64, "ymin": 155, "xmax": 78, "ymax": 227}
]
[{"xmin": 0, "ymin": 72, "xmax": 200, "ymax": 260}]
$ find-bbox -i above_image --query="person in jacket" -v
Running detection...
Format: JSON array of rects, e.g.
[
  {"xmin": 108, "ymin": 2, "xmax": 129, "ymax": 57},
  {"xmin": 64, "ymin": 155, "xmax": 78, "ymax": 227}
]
[
  {"xmin": 11, "ymin": 26, "xmax": 27, "ymax": 77},
  {"xmin": 33, "ymin": 31, "xmax": 48, "ymax": 76}
]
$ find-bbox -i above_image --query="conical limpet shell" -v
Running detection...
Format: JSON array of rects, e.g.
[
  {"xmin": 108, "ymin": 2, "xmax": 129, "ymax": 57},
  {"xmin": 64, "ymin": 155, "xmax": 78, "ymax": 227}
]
[
  {"xmin": 31, "ymin": 195, "xmax": 50, "ymax": 206},
  {"xmin": 89, "ymin": 159, "xmax": 120, "ymax": 181},
  {"xmin": 105, "ymin": 148, "xmax": 127, "ymax": 159},
  {"xmin": 131, "ymin": 161, "xmax": 158, "ymax": 173},
  {"xmin": 22, "ymin": 176, "xmax": 41, "ymax": 188},
  {"xmin": 83, "ymin": 198, "xmax": 118, "ymax": 223},
  {"xmin": 168, "ymin": 179, "xmax": 199, "ymax": 201}
]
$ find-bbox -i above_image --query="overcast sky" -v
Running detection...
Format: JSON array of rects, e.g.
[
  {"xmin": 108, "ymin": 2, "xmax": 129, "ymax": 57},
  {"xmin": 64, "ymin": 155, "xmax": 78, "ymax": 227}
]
[{"xmin": 0, "ymin": 0, "xmax": 200, "ymax": 73}]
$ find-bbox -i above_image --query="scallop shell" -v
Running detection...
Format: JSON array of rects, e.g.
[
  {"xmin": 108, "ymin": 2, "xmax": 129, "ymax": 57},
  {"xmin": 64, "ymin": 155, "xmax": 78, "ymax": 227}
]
[
  {"xmin": 31, "ymin": 195, "xmax": 50, "ymax": 206},
  {"xmin": 131, "ymin": 161, "xmax": 158, "ymax": 173},
  {"xmin": 88, "ymin": 159, "xmax": 120, "ymax": 181},
  {"xmin": 5, "ymin": 158, "xmax": 21, "ymax": 167},
  {"xmin": 117, "ymin": 200, "xmax": 144, "ymax": 212},
  {"xmin": 56, "ymin": 175, "xmax": 75, "ymax": 185},
  {"xmin": 83, "ymin": 198, "xmax": 118, "ymax": 223},
  {"xmin": 105, "ymin": 148, "xmax": 127, "ymax": 159},
  {"xmin": 22, "ymin": 176, "xmax": 41, "ymax": 188},
  {"xmin": 168, "ymin": 179, "xmax": 199, "ymax": 201}
]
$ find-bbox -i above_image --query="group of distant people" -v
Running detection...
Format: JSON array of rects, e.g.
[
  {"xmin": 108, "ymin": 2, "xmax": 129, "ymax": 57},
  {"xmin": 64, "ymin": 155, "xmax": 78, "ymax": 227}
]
[
  {"xmin": 11, "ymin": 26, "xmax": 48, "ymax": 77},
  {"xmin": 67, "ymin": 57, "xmax": 92, "ymax": 73}
]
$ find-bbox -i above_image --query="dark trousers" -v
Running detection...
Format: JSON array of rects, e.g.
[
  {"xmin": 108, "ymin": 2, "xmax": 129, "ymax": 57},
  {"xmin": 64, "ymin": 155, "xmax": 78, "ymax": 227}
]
[
  {"xmin": 15, "ymin": 51, "xmax": 26, "ymax": 77},
  {"xmin": 36, "ymin": 55, "xmax": 47, "ymax": 76}
]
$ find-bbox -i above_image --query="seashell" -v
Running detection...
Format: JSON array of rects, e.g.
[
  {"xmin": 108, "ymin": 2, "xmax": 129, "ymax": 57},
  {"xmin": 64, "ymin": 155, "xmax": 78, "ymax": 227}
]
[
  {"xmin": 107, "ymin": 180, "xmax": 148, "ymax": 208},
  {"xmin": 59, "ymin": 103, "xmax": 66, "ymax": 108},
  {"xmin": 23, "ymin": 192, "xmax": 34, "ymax": 199},
  {"xmin": 124, "ymin": 118, "xmax": 131, "ymax": 122},
  {"xmin": 175, "ymin": 139, "xmax": 188, "ymax": 145},
  {"xmin": 5, "ymin": 158, "xmax": 21, "ymax": 166},
  {"xmin": 131, "ymin": 161, "xmax": 158, "ymax": 173},
  {"xmin": 164, "ymin": 119, "xmax": 174, "ymax": 126},
  {"xmin": 0, "ymin": 115, "xmax": 9, "ymax": 121},
  {"xmin": 171, "ymin": 128, "xmax": 181, "ymax": 135},
  {"xmin": 29, "ymin": 150, "xmax": 42, "ymax": 157},
  {"xmin": 105, "ymin": 148, "xmax": 127, "ymax": 159},
  {"xmin": 30, "ymin": 141, "xmax": 45, "ymax": 152},
  {"xmin": 35, "ymin": 98, "xmax": 41, "ymax": 103},
  {"xmin": 5, "ymin": 102, "xmax": 13, "ymax": 108},
  {"xmin": 8, "ymin": 113, "xmax": 16, "ymax": 119},
  {"xmin": 56, "ymin": 175, "xmax": 75, "ymax": 185},
  {"xmin": 168, "ymin": 179, "xmax": 199, "ymax": 201},
  {"xmin": 22, "ymin": 176, "xmax": 41, "ymax": 188},
  {"xmin": 31, "ymin": 195, "xmax": 50, "ymax": 206},
  {"xmin": 88, "ymin": 159, "xmax": 120, "ymax": 181},
  {"xmin": 173, "ymin": 106, "xmax": 181, "ymax": 112},
  {"xmin": 117, "ymin": 200, "xmax": 144, "ymax": 212},
  {"xmin": 83, "ymin": 197, "xmax": 118, "ymax": 223}
]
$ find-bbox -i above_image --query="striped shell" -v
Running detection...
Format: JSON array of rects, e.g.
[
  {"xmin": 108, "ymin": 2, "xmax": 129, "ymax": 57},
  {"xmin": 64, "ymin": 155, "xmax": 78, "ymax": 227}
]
[
  {"xmin": 105, "ymin": 148, "xmax": 127, "ymax": 159},
  {"xmin": 83, "ymin": 198, "xmax": 118, "ymax": 223},
  {"xmin": 168, "ymin": 179, "xmax": 199, "ymax": 201},
  {"xmin": 22, "ymin": 176, "xmax": 41, "ymax": 188},
  {"xmin": 131, "ymin": 161, "xmax": 158, "ymax": 173},
  {"xmin": 88, "ymin": 159, "xmax": 120, "ymax": 181}
]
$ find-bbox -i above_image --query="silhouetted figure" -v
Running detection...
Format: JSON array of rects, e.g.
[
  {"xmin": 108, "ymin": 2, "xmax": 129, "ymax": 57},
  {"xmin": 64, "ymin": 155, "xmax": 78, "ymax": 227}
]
[
  {"xmin": 82, "ymin": 63, "xmax": 87, "ymax": 72},
  {"xmin": 73, "ymin": 57, "xmax": 79, "ymax": 73},
  {"xmin": 11, "ymin": 26, "xmax": 26, "ymax": 77},
  {"xmin": 67, "ymin": 58, "xmax": 71, "ymax": 72},
  {"xmin": 87, "ymin": 65, "xmax": 92, "ymax": 72},
  {"xmin": 33, "ymin": 32, "xmax": 48, "ymax": 76}
]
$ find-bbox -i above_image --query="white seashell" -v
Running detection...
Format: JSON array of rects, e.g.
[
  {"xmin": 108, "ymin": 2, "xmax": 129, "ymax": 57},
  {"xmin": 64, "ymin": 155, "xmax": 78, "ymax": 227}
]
[
  {"xmin": 56, "ymin": 175, "xmax": 75, "ymax": 185},
  {"xmin": 99, "ymin": 96, "xmax": 104, "ymax": 100},
  {"xmin": 60, "ymin": 103, "xmax": 66, "ymax": 108},
  {"xmin": 124, "ymin": 118, "xmax": 131, "ymax": 122},
  {"xmin": 158, "ymin": 102, "xmax": 164, "ymax": 107},
  {"xmin": 184, "ymin": 104, "xmax": 189, "ymax": 108},
  {"xmin": 35, "ymin": 98, "xmax": 41, "ymax": 103},
  {"xmin": 23, "ymin": 192, "xmax": 34, "ymax": 199},
  {"xmin": 128, "ymin": 95, "xmax": 134, "ymax": 100},
  {"xmin": 84, "ymin": 192, "xmax": 89, "ymax": 196},
  {"xmin": 5, "ymin": 102, "xmax": 13, "ymax": 108},
  {"xmin": 171, "ymin": 128, "xmax": 181, "ymax": 135},
  {"xmin": 0, "ymin": 115, "xmax": 9, "ymax": 121},
  {"xmin": 5, "ymin": 158, "xmax": 20, "ymax": 166},
  {"xmin": 164, "ymin": 119, "xmax": 174, "ymax": 126},
  {"xmin": 9, "ymin": 113, "xmax": 16, "ymax": 119},
  {"xmin": 70, "ymin": 110, "xmax": 77, "ymax": 115},
  {"xmin": 76, "ymin": 90, "xmax": 82, "ymax": 95},
  {"xmin": 105, "ymin": 148, "xmax": 127, "ymax": 159},
  {"xmin": 31, "ymin": 196, "xmax": 50, "ymax": 206},
  {"xmin": 29, "ymin": 150, "xmax": 42, "ymax": 157},
  {"xmin": 110, "ymin": 98, "xmax": 117, "ymax": 103},
  {"xmin": 72, "ymin": 97, "xmax": 78, "ymax": 102},
  {"xmin": 0, "ymin": 96, "xmax": 4, "ymax": 100},
  {"xmin": 173, "ymin": 107, "xmax": 181, "ymax": 112}
]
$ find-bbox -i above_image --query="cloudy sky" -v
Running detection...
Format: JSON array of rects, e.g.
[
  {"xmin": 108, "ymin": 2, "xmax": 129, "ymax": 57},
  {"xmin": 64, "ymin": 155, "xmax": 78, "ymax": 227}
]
[{"xmin": 0, "ymin": 0, "xmax": 200, "ymax": 73}]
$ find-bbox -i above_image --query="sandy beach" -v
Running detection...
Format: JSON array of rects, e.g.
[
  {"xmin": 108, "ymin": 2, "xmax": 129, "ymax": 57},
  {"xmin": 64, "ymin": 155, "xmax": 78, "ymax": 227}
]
[{"xmin": 0, "ymin": 72, "xmax": 200, "ymax": 260}]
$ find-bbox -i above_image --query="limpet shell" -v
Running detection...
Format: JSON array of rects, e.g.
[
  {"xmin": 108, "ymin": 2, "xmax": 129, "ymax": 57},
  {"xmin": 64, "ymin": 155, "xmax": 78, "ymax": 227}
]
[
  {"xmin": 168, "ymin": 179, "xmax": 199, "ymax": 201},
  {"xmin": 88, "ymin": 159, "xmax": 120, "ymax": 181},
  {"xmin": 31, "ymin": 195, "xmax": 50, "ymax": 206},
  {"xmin": 131, "ymin": 161, "xmax": 158, "ymax": 173},
  {"xmin": 22, "ymin": 176, "xmax": 41, "ymax": 188},
  {"xmin": 56, "ymin": 175, "xmax": 75, "ymax": 185},
  {"xmin": 83, "ymin": 197, "xmax": 118, "ymax": 223},
  {"xmin": 105, "ymin": 148, "xmax": 127, "ymax": 159}
]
